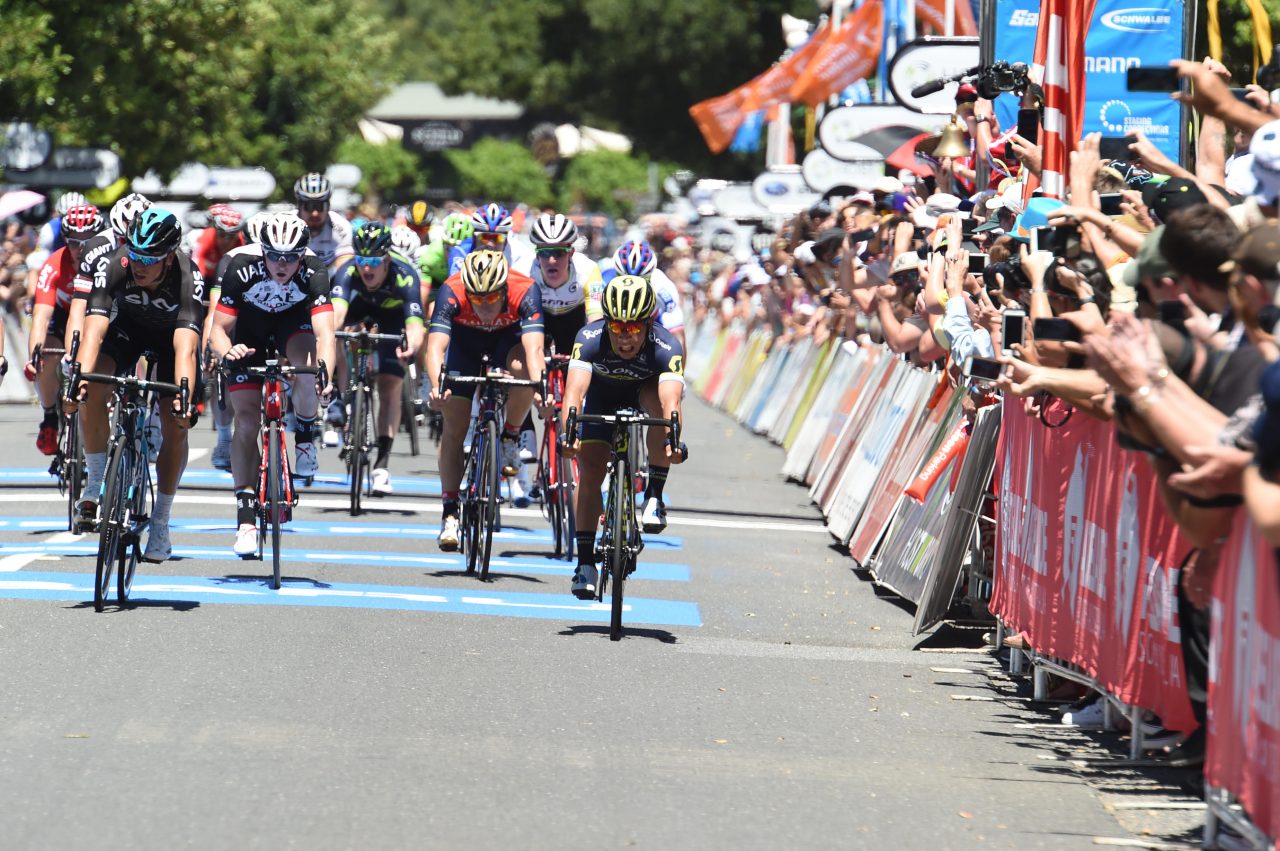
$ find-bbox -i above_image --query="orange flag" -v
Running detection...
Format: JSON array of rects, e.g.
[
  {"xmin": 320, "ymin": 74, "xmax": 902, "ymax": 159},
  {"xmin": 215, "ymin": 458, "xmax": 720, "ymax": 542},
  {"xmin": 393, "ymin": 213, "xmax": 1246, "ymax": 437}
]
[
  {"xmin": 915, "ymin": 0, "xmax": 979, "ymax": 37},
  {"xmin": 741, "ymin": 22, "xmax": 832, "ymax": 113},
  {"xmin": 788, "ymin": 1, "xmax": 884, "ymax": 106},
  {"xmin": 689, "ymin": 88, "xmax": 753, "ymax": 154}
]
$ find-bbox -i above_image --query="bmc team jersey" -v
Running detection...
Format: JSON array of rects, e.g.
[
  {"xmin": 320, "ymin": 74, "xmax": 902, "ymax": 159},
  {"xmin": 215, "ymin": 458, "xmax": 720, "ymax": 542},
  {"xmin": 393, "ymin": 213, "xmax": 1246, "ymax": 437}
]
[
  {"xmin": 592, "ymin": 261, "xmax": 685, "ymax": 333},
  {"xmin": 35, "ymin": 246, "xmax": 79, "ymax": 312},
  {"xmin": 86, "ymin": 246, "xmax": 205, "ymax": 335},
  {"xmin": 568, "ymin": 320, "xmax": 685, "ymax": 388},
  {"xmin": 308, "ymin": 212, "xmax": 354, "ymax": 268},
  {"xmin": 217, "ymin": 246, "xmax": 331, "ymax": 319},
  {"xmin": 330, "ymin": 254, "xmax": 425, "ymax": 331},
  {"xmin": 429, "ymin": 270, "xmax": 543, "ymax": 337}
]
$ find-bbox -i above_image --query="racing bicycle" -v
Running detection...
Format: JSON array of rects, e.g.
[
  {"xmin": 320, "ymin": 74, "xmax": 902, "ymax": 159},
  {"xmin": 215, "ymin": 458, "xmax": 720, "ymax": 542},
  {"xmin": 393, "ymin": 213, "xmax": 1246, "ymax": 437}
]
[
  {"xmin": 32, "ymin": 332, "xmax": 84, "ymax": 531},
  {"xmin": 336, "ymin": 327, "xmax": 404, "ymax": 516}
]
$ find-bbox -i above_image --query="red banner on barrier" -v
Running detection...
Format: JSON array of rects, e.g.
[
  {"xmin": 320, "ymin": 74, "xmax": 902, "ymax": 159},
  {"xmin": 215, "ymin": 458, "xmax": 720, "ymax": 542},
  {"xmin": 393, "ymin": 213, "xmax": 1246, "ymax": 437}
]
[
  {"xmin": 991, "ymin": 400, "xmax": 1195, "ymax": 731},
  {"xmin": 1208, "ymin": 516, "xmax": 1280, "ymax": 840}
]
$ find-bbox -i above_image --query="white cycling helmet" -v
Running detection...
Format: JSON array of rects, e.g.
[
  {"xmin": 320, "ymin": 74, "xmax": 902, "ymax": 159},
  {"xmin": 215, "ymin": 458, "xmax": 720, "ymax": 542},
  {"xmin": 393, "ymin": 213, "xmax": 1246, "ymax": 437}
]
[
  {"xmin": 390, "ymin": 225, "xmax": 422, "ymax": 256},
  {"xmin": 530, "ymin": 213, "xmax": 578, "ymax": 247},
  {"xmin": 109, "ymin": 193, "xmax": 153, "ymax": 238},
  {"xmin": 261, "ymin": 212, "xmax": 310, "ymax": 254},
  {"xmin": 56, "ymin": 192, "xmax": 88, "ymax": 217},
  {"xmin": 244, "ymin": 211, "xmax": 272, "ymax": 244}
]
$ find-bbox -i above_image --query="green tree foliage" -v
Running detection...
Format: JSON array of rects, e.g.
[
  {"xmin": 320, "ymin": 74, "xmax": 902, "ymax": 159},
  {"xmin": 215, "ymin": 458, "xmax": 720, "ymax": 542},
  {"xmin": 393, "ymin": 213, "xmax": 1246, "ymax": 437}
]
[
  {"xmin": 334, "ymin": 136, "xmax": 424, "ymax": 202},
  {"xmin": 558, "ymin": 150, "xmax": 648, "ymax": 217},
  {"xmin": 445, "ymin": 139, "xmax": 553, "ymax": 206},
  {"xmin": 0, "ymin": 1, "xmax": 395, "ymax": 187},
  {"xmin": 392, "ymin": 0, "xmax": 806, "ymax": 169},
  {"xmin": 1196, "ymin": 0, "xmax": 1280, "ymax": 82}
]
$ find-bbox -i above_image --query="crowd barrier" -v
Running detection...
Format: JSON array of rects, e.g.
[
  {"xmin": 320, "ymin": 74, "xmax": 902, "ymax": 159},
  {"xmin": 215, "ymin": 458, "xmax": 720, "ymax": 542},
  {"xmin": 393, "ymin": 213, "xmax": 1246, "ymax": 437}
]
[{"xmin": 691, "ymin": 316, "xmax": 1278, "ymax": 847}]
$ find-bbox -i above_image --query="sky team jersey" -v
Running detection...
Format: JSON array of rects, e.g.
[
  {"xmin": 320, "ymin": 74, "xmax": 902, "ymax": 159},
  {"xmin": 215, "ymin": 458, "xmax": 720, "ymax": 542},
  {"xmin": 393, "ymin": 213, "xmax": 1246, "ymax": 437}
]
[
  {"xmin": 330, "ymin": 254, "xmax": 424, "ymax": 330},
  {"xmin": 216, "ymin": 245, "xmax": 331, "ymax": 318},
  {"xmin": 35, "ymin": 246, "xmax": 78, "ymax": 311},
  {"xmin": 568, "ymin": 319, "xmax": 685, "ymax": 387},
  {"xmin": 308, "ymin": 211, "xmax": 354, "ymax": 268},
  {"xmin": 592, "ymin": 260, "xmax": 685, "ymax": 332},
  {"xmin": 86, "ymin": 245, "xmax": 204, "ymax": 334},
  {"xmin": 512, "ymin": 252, "xmax": 601, "ymax": 316},
  {"xmin": 429, "ymin": 270, "xmax": 543, "ymax": 336},
  {"xmin": 73, "ymin": 230, "xmax": 122, "ymax": 296}
]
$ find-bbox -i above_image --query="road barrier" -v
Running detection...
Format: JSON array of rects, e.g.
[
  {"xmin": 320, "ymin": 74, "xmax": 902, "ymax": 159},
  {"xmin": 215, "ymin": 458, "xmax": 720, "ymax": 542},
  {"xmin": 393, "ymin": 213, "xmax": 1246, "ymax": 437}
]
[{"xmin": 692, "ymin": 316, "xmax": 1277, "ymax": 846}]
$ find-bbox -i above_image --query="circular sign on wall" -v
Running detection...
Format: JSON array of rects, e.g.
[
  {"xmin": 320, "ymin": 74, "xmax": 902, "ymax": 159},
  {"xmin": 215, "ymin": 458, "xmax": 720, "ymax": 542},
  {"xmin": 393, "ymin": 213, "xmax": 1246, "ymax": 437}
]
[
  {"xmin": 802, "ymin": 148, "xmax": 884, "ymax": 193},
  {"xmin": 818, "ymin": 106, "xmax": 948, "ymax": 161},
  {"xmin": 750, "ymin": 167, "xmax": 821, "ymax": 215},
  {"xmin": 887, "ymin": 37, "xmax": 981, "ymax": 114}
]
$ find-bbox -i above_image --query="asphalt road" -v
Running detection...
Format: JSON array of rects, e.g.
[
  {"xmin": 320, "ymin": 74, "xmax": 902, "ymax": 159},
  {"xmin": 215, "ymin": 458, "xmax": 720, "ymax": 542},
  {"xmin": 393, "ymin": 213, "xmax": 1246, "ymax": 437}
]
[{"xmin": 0, "ymin": 393, "xmax": 1182, "ymax": 849}]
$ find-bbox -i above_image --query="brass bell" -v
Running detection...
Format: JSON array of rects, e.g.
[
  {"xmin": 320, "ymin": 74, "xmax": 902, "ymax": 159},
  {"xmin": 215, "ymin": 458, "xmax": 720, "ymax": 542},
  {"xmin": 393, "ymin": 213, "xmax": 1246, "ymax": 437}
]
[{"xmin": 918, "ymin": 115, "xmax": 971, "ymax": 160}]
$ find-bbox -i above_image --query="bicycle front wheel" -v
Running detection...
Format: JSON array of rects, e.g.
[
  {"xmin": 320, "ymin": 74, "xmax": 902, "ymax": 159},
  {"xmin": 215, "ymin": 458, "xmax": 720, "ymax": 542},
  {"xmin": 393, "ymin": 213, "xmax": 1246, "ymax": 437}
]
[
  {"xmin": 66, "ymin": 414, "xmax": 84, "ymax": 532},
  {"xmin": 268, "ymin": 421, "xmax": 284, "ymax": 589},
  {"xmin": 117, "ymin": 445, "xmax": 149, "ymax": 605},
  {"xmin": 94, "ymin": 440, "xmax": 129, "ymax": 612},
  {"xmin": 478, "ymin": 420, "xmax": 499, "ymax": 581},
  {"xmin": 349, "ymin": 387, "xmax": 368, "ymax": 516},
  {"xmin": 609, "ymin": 458, "xmax": 631, "ymax": 641},
  {"xmin": 402, "ymin": 377, "xmax": 420, "ymax": 457}
]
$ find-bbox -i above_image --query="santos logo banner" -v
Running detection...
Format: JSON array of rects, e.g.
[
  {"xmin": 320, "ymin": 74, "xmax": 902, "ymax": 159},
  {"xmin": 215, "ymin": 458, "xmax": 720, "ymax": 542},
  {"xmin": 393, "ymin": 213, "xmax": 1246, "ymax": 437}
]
[{"xmin": 993, "ymin": 0, "xmax": 1186, "ymax": 163}]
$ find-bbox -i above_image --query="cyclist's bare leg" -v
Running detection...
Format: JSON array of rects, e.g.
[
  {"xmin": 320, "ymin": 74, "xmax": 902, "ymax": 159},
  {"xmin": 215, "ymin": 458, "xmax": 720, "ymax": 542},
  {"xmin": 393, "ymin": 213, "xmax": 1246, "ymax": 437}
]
[
  {"xmin": 438, "ymin": 394, "xmax": 474, "ymax": 494},
  {"xmin": 36, "ymin": 363, "xmax": 61, "ymax": 411},
  {"xmin": 284, "ymin": 333, "xmax": 319, "ymax": 422},
  {"xmin": 229, "ymin": 387, "xmax": 263, "ymax": 490},
  {"xmin": 573, "ymin": 441, "xmax": 611, "ymax": 536},
  {"xmin": 376, "ymin": 373, "xmax": 402, "ymax": 441},
  {"xmin": 503, "ymin": 349, "xmax": 534, "ymax": 431},
  {"xmin": 639, "ymin": 379, "xmax": 669, "ymax": 461},
  {"xmin": 155, "ymin": 397, "xmax": 189, "ymax": 493},
  {"xmin": 79, "ymin": 355, "xmax": 117, "ymax": 456}
]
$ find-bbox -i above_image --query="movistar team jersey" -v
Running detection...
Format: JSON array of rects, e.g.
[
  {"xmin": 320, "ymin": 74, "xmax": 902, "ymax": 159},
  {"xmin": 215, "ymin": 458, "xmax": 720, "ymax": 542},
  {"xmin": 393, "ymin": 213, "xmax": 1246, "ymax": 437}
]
[
  {"xmin": 568, "ymin": 319, "xmax": 685, "ymax": 387},
  {"xmin": 330, "ymin": 254, "xmax": 424, "ymax": 330}
]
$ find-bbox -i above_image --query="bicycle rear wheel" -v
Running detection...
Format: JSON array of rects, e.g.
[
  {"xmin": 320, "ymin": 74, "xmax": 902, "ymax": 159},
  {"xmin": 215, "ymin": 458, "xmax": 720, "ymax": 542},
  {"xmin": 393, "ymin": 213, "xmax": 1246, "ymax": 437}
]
[
  {"xmin": 539, "ymin": 421, "xmax": 561, "ymax": 554},
  {"xmin": 559, "ymin": 453, "xmax": 577, "ymax": 563},
  {"xmin": 349, "ymin": 387, "xmax": 368, "ymax": 516},
  {"xmin": 65, "ymin": 414, "xmax": 84, "ymax": 532},
  {"xmin": 117, "ymin": 446, "xmax": 148, "ymax": 605},
  {"xmin": 94, "ymin": 440, "xmax": 128, "ymax": 612},
  {"xmin": 401, "ymin": 377, "xmax": 420, "ymax": 457},
  {"xmin": 478, "ymin": 420, "xmax": 499, "ymax": 581},
  {"xmin": 609, "ymin": 457, "xmax": 630, "ymax": 641},
  {"xmin": 268, "ymin": 421, "xmax": 284, "ymax": 589},
  {"xmin": 462, "ymin": 426, "xmax": 482, "ymax": 574}
]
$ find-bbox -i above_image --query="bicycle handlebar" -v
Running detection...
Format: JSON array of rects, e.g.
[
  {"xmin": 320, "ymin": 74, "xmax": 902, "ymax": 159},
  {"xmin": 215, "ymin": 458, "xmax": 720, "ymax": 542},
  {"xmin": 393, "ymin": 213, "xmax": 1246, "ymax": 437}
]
[
  {"xmin": 337, "ymin": 329, "xmax": 405, "ymax": 345},
  {"xmin": 30, "ymin": 331, "xmax": 78, "ymax": 375},
  {"xmin": 73, "ymin": 370, "xmax": 192, "ymax": 420},
  {"xmin": 563, "ymin": 406, "xmax": 689, "ymax": 461}
]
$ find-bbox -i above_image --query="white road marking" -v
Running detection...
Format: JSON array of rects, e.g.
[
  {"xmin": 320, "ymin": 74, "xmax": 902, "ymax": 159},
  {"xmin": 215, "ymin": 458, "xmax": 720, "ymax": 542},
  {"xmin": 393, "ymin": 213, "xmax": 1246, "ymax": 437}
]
[
  {"xmin": 0, "ymin": 531, "xmax": 82, "ymax": 572},
  {"xmin": 188, "ymin": 448, "xmax": 209, "ymax": 462}
]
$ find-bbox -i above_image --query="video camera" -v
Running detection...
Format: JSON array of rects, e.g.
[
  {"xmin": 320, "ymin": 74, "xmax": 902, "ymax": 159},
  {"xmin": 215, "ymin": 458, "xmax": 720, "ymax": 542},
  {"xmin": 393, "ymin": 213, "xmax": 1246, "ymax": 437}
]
[{"xmin": 911, "ymin": 61, "xmax": 1043, "ymax": 104}]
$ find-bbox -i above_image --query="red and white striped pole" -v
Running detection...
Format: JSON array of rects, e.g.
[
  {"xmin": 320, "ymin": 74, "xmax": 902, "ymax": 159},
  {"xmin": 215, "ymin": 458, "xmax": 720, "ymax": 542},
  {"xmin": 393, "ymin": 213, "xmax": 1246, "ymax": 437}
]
[{"xmin": 1031, "ymin": 0, "xmax": 1097, "ymax": 199}]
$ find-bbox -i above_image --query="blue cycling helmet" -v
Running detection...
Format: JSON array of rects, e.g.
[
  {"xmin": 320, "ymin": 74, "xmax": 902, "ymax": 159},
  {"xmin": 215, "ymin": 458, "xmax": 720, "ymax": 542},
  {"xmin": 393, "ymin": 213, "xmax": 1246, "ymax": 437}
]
[
  {"xmin": 470, "ymin": 203, "xmax": 513, "ymax": 235},
  {"xmin": 127, "ymin": 208, "xmax": 182, "ymax": 257},
  {"xmin": 613, "ymin": 240, "xmax": 656, "ymax": 276}
]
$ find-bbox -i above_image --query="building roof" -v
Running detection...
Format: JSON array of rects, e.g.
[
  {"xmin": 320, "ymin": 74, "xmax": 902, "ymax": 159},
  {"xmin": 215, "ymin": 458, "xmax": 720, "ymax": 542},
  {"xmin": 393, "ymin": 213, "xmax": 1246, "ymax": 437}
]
[{"xmin": 367, "ymin": 82, "xmax": 524, "ymax": 122}]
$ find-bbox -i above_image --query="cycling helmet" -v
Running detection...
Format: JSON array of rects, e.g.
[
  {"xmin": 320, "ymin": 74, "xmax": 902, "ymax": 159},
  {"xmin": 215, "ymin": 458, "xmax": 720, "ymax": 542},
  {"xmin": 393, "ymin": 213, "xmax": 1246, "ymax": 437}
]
[
  {"xmin": 601, "ymin": 274, "xmax": 657, "ymax": 323},
  {"xmin": 461, "ymin": 250, "xmax": 509, "ymax": 295},
  {"xmin": 56, "ymin": 192, "xmax": 88, "ymax": 217},
  {"xmin": 613, "ymin": 240, "xmax": 656, "ymax": 277},
  {"xmin": 442, "ymin": 212, "xmax": 474, "ymax": 246},
  {"xmin": 127, "ymin": 208, "xmax": 182, "ymax": 258},
  {"xmin": 530, "ymin": 213, "xmax": 578, "ymax": 247},
  {"xmin": 62, "ymin": 204, "xmax": 104, "ymax": 238},
  {"xmin": 390, "ymin": 225, "xmax": 422, "ymax": 256},
  {"xmin": 207, "ymin": 203, "xmax": 244, "ymax": 235},
  {"xmin": 470, "ymin": 202, "xmax": 513, "ymax": 235},
  {"xmin": 293, "ymin": 172, "xmax": 332, "ymax": 202},
  {"xmin": 261, "ymin": 212, "xmax": 310, "ymax": 254},
  {"xmin": 110, "ymin": 193, "xmax": 153, "ymax": 237},
  {"xmin": 353, "ymin": 222, "xmax": 393, "ymax": 256},
  {"xmin": 407, "ymin": 200, "xmax": 434, "ymax": 229},
  {"xmin": 244, "ymin": 211, "xmax": 272, "ymax": 244}
]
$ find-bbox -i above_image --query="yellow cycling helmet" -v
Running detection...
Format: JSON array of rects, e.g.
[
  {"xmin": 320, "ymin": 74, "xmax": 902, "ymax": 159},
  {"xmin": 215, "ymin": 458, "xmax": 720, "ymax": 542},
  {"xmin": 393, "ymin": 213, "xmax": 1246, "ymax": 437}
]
[
  {"xmin": 601, "ymin": 274, "xmax": 656, "ymax": 322},
  {"xmin": 408, "ymin": 200, "xmax": 433, "ymax": 229},
  {"xmin": 461, "ymin": 250, "xmax": 509, "ymax": 295}
]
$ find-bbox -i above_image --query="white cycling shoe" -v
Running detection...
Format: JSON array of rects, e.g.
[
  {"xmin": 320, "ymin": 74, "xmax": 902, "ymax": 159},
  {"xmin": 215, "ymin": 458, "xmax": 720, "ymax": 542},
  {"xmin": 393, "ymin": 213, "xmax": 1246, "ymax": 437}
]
[
  {"xmin": 500, "ymin": 436, "xmax": 521, "ymax": 477},
  {"xmin": 438, "ymin": 515, "xmax": 461, "ymax": 552},
  {"xmin": 141, "ymin": 522, "xmax": 172, "ymax": 563},
  {"xmin": 294, "ymin": 441, "xmax": 319, "ymax": 478},
  {"xmin": 233, "ymin": 523, "xmax": 259, "ymax": 557},
  {"xmin": 571, "ymin": 563, "xmax": 598, "ymax": 600},
  {"xmin": 371, "ymin": 467, "xmax": 393, "ymax": 496},
  {"xmin": 640, "ymin": 497, "xmax": 668, "ymax": 533}
]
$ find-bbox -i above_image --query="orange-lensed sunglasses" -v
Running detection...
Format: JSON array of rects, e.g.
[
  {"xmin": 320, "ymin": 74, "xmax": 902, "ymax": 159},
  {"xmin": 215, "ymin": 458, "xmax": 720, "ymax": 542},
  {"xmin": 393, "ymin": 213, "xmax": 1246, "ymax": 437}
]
[
  {"xmin": 607, "ymin": 320, "xmax": 646, "ymax": 335},
  {"xmin": 468, "ymin": 290, "xmax": 505, "ymax": 305}
]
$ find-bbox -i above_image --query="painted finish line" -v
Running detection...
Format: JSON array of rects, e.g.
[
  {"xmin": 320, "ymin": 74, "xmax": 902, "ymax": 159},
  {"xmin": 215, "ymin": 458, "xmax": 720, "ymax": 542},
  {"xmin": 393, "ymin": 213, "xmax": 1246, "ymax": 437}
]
[
  {"xmin": 0, "ymin": 572, "xmax": 703, "ymax": 627},
  {"xmin": 0, "ymin": 466, "xmax": 442, "ymax": 496},
  {"xmin": 0, "ymin": 541, "xmax": 691, "ymax": 582},
  {"xmin": 0, "ymin": 517, "xmax": 683, "ymax": 550}
]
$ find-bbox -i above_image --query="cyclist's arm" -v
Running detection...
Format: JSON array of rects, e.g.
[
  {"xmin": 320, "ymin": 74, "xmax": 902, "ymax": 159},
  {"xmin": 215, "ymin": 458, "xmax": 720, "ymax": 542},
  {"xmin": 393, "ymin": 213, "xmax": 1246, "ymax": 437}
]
[
  {"xmin": 209, "ymin": 306, "xmax": 237, "ymax": 360},
  {"xmin": 658, "ymin": 378, "xmax": 684, "ymax": 424},
  {"xmin": 311, "ymin": 307, "xmax": 336, "ymax": 378},
  {"xmin": 331, "ymin": 298, "xmax": 350, "ymax": 330},
  {"xmin": 516, "ymin": 283, "xmax": 545, "ymax": 384},
  {"xmin": 424, "ymin": 330, "xmax": 450, "ymax": 395},
  {"xmin": 200, "ymin": 286, "xmax": 221, "ymax": 355},
  {"xmin": 27, "ymin": 259, "xmax": 58, "ymax": 357},
  {"xmin": 584, "ymin": 266, "xmax": 605, "ymax": 322},
  {"xmin": 560, "ymin": 362, "xmax": 591, "ymax": 439},
  {"xmin": 400, "ymin": 265, "xmax": 426, "ymax": 357},
  {"xmin": 77, "ymin": 315, "xmax": 110, "ymax": 375},
  {"xmin": 172, "ymin": 327, "xmax": 200, "ymax": 407}
]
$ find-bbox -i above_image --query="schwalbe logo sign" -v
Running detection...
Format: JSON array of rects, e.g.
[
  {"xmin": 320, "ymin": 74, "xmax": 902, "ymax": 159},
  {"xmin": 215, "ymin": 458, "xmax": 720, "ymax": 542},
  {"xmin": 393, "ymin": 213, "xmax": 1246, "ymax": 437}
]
[{"xmin": 1100, "ymin": 8, "xmax": 1171, "ymax": 32}]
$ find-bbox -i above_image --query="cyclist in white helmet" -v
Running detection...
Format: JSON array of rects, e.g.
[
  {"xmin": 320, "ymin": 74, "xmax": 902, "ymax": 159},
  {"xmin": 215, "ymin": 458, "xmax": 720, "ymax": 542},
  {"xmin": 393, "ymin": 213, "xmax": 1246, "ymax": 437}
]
[
  {"xmin": 594, "ymin": 238, "xmax": 686, "ymax": 355},
  {"xmin": 294, "ymin": 172, "xmax": 353, "ymax": 270}
]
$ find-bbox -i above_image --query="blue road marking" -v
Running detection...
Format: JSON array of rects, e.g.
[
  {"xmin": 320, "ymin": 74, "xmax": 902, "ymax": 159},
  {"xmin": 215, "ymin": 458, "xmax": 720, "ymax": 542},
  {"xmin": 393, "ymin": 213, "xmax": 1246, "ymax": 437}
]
[
  {"xmin": 0, "ymin": 541, "xmax": 691, "ymax": 582},
  {"xmin": 0, "ymin": 516, "xmax": 684, "ymax": 549},
  {"xmin": 0, "ymin": 571, "xmax": 703, "ymax": 627},
  {"xmin": 0, "ymin": 467, "xmax": 443, "ymax": 496}
]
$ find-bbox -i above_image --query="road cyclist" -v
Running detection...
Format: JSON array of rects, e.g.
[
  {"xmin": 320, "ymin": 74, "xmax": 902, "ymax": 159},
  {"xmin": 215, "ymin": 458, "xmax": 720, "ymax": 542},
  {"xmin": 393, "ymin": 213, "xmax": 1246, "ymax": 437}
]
[{"xmin": 293, "ymin": 172, "xmax": 353, "ymax": 270}]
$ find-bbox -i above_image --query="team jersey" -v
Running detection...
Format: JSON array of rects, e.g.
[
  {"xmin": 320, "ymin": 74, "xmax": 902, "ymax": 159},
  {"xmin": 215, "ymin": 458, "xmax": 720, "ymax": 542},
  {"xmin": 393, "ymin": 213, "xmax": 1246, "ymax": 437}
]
[
  {"xmin": 592, "ymin": 261, "xmax": 686, "ymax": 332},
  {"xmin": 429, "ymin": 270, "xmax": 543, "ymax": 336},
  {"xmin": 86, "ymin": 245, "xmax": 205, "ymax": 335},
  {"xmin": 191, "ymin": 227, "xmax": 246, "ymax": 282},
  {"xmin": 73, "ymin": 230, "xmax": 123, "ymax": 296},
  {"xmin": 568, "ymin": 320, "xmax": 685, "ymax": 387},
  {"xmin": 216, "ymin": 245, "xmax": 332, "ymax": 319},
  {"xmin": 34, "ymin": 246, "xmax": 79, "ymax": 311},
  {"xmin": 308, "ymin": 211, "xmax": 354, "ymax": 268},
  {"xmin": 37, "ymin": 217, "xmax": 63, "ymax": 253},
  {"xmin": 418, "ymin": 240, "xmax": 449, "ymax": 284},
  {"xmin": 330, "ymin": 254, "xmax": 425, "ymax": 330},
  {"xmin": 513, "ymin": 251, "xmax": 601, "ymax": 317}
]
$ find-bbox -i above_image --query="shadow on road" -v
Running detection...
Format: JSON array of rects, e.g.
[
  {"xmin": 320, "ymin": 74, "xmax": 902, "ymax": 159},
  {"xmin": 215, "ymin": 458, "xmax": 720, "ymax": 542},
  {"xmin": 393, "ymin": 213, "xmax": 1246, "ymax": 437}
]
[
  {"xmin": 67, "ymin": 599, "xmax": 201, "ymax": 612},
  {"xmin": 211, "ymin": 574, "xmax": 334, "ymax": 588},
  {"xmin": 557, "ymin": 624, "xmax": 679, "ymax": 643}
]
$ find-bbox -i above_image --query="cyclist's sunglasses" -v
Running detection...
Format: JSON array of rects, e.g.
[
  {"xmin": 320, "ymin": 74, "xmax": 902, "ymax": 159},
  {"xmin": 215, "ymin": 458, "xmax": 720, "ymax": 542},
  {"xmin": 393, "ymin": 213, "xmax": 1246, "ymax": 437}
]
[
  {"xmin": 264, "ymin": 249, "xmax": 304, "ymax": 263},
  {"xmin": 476, "ymin": 232, "xmax": 506, "ymax": 245},
  {"xmin": 65, "ymin": 237, "xmax": 92, "ymax": 250},
  {"xmin": 298, "ymin": 201, "xmax": 327, "ymax": 213},
  {"xmin": 607, "ymin": 320, "xmax": 647, "ymax": 335},
  {"xmin": 468, "ymin": 290, "xmax": 506, "ymax": 305},
  {"xmin": 127, "ymin": 249, "xmax": 167, "ymax": 266},
  {"xmin": 536, "ymin": 246, "xmax": 572, "ymax": 257},
  {"xmin": 354, "ymin": 254, "xmax": 386, "ymax": 267}
]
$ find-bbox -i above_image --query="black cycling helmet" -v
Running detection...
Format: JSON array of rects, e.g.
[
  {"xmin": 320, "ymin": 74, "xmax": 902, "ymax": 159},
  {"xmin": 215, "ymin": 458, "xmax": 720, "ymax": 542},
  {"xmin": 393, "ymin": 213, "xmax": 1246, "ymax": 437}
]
[{"xmin": 354, "ymin": 222, "xmax": 393, "ymax": 257}]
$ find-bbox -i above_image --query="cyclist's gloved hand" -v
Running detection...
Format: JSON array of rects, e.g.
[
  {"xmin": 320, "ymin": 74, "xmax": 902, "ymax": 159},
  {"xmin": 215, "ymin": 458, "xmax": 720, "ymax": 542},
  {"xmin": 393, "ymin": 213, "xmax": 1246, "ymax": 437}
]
[
  {"xmin": 171, "ymin": 395, "xmax": 194, "ymax": 430},
  {"xmin": 427, "ymin": 383, "xmax": 450, "ymax": 409},
  {"xmin": 558, "ymin": 430, "xmax": 580, "ymax": 459},
  {"xmin": 665, "ymin": 441, "xmax": 689, "ymax": 464},
  {"xmin": 22, "ymin": 358, "xmax": 38, "ymax": 382}
]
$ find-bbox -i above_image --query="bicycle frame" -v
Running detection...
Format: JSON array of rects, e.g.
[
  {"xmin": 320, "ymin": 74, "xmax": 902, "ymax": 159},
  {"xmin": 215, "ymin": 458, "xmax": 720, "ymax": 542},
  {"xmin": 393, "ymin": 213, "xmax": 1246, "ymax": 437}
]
[
  {"xmin": 538, "ymin": 355, "xmax": 576, "ymax": 560},
  {"xmin": 336, "ymin": 328, "xmax": 403, "ymax": 515}
]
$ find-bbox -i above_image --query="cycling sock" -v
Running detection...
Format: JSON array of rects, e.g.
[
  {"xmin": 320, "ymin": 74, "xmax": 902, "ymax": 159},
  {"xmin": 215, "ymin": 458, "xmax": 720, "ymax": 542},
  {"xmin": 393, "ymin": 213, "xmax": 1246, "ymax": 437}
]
[
  {"xmin": 153, "ymin": 491, "xmax": 174, "ymax": 526},
  {"xmin": 235, "ymin": 489, "xmax": 256, "ymax": 527},
  {"xmin": 41, "ymin": 406, "xmax": 58, "ymax": 426},
  {"xmin": 521, "ymin": 411, "xmax": 536, "ymax": 431},
  {"xmin": 645, "ymin": 465, "xmax": 669, "ymax": 502},
  {"xmin": 442, "ymin": 497, "xmax": 460, "ymax": 519},
  {"xmin": 294, "ymin": 416, "xmax": 317, "ymax": 445},
  {"xmin": 502, "ymin": 422, "xmax": 521, "ymax": 440},
  {"xmin": 216, "ymin": 423, "xmax": 232, "ymax": 443},
  {"xmin": 576, "ymin": 532, "xmax": 596, "ymax": 566},
  {"xmin": 84, "ymin": 451, "xmax": 108, "ymax": 499},
  {"xmin": 374, "ymin": 435, "xmax": 393, "ymax": 469}
]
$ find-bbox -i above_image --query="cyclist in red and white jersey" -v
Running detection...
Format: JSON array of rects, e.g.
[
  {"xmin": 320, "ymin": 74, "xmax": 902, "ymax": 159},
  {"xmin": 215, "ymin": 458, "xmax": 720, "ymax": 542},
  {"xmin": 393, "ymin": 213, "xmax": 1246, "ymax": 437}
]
[
  {"xmin": 192, "ymin": 204, "xmax": 246, "ymax": 282},
  {"xmin": 294, "ymin": 173, "xmax": 353, "ymax": 270}
]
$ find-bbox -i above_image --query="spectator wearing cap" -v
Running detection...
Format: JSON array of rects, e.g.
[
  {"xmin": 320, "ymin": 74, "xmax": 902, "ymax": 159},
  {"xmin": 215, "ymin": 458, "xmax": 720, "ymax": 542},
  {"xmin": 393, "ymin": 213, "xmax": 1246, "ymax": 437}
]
[
  {"xmin": 1229, "ymin": 118, "xmax": 1280, "ymax": 230},
  {"xmin": 1159, "ymin": 205, "xmax": 1241, "ymax": 345}
]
